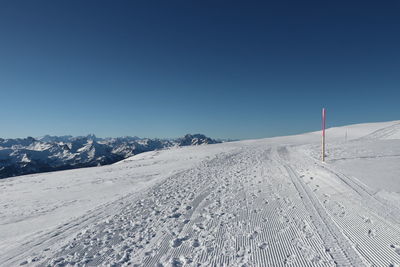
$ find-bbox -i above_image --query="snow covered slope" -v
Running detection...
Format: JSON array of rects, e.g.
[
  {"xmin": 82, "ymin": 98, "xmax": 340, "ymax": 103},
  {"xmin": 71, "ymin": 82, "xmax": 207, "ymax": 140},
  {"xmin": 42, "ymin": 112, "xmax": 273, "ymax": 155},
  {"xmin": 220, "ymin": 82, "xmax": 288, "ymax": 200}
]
[
  {"xmin": 0, "ymin": 134, "xmax": 220, "ymax": 179},
  {"xmin": 1, "ymin": 120, "xmax": 400, "ymax": 266}
]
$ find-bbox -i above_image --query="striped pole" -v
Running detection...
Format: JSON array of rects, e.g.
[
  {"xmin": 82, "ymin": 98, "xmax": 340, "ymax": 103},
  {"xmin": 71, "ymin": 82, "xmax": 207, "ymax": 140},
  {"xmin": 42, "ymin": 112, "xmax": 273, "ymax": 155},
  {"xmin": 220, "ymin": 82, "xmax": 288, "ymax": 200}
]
[{"xmin": 322, "ymin": 108, "xmax": 326, "ymax": 162}]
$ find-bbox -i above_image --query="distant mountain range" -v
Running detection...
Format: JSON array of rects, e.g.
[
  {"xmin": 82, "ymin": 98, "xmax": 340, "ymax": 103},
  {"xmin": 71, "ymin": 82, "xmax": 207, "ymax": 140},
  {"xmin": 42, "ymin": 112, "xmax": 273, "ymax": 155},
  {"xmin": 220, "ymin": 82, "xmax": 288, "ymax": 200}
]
[{"xmin": 0, "ymin": 134, "xmax": 222, "ymax": 179}]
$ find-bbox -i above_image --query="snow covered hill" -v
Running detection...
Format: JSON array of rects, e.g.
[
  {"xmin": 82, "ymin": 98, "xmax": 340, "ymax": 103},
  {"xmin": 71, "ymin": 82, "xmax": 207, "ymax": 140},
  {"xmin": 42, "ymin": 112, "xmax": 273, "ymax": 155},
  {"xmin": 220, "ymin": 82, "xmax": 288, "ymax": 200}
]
[
  {"xmin": 0, "ymin": 134, "xmax": 220, "ymax": 179},
  {"xmin": 1, "ymin": 120, "xmax": 400, "ymax": 266}
]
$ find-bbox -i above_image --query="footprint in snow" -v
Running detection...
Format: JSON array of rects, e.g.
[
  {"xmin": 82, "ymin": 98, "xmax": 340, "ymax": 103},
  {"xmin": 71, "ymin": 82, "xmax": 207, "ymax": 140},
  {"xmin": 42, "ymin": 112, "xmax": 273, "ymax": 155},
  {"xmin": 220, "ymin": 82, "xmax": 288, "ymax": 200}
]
[
  {"xmin": 284, "ymin": 254, "xmax": 296, "ymax": 265},
  {"xmin": 248, "ymin": 230, "xmax": 259, "ymax": 240},
  {"xmin": 169, "ymin": 257, "xmax": 183, "ymax": 267},
  {"xmin": 259, "ymin": 242, "xmax": 268, "ymax": 249},
  {"xmin": 363, "ymin": 217, "xmax": 373, "ymax": 224},
  {"xmin": 171, "ymin": 236, "xmax": 189, "ymax": 248},
  {"xmin": 367, "ymin": 229, "xmax": 376, "ymax": 237},
  {"xmin": 170, "ymin": 212, "xmax": 182, "ymax": 219},
  {"xmin": 192, "ymin": 239, "xmax": 201, "ymax": 247},
  {"xmin": 391, "ymin": 244, "xmax": 400, "ymax": 255}
]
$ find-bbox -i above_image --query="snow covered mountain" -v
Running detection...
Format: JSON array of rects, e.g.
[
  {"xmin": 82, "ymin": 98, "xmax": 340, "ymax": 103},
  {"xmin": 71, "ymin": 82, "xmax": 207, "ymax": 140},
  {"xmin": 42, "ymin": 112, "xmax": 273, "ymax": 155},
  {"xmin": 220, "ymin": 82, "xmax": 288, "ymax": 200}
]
[{"xmin": 0, "ymin": 134, "xmax": 221, "ymax": 179}]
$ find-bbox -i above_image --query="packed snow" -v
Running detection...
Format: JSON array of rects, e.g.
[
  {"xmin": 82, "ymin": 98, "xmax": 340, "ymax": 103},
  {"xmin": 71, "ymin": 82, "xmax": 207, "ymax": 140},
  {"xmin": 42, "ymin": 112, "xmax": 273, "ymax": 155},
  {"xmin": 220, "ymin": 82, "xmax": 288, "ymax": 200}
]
[{"xmin": 1, "ymin": 121, "xmax": 400, "ymax": 266}]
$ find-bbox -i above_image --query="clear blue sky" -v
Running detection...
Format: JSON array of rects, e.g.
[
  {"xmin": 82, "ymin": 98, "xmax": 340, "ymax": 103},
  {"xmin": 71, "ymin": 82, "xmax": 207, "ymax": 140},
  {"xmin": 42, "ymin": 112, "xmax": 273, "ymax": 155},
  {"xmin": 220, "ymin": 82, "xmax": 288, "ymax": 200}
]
[{"xmin": 1, "ymin": 0, "xmax": 399, "ymax": 139}]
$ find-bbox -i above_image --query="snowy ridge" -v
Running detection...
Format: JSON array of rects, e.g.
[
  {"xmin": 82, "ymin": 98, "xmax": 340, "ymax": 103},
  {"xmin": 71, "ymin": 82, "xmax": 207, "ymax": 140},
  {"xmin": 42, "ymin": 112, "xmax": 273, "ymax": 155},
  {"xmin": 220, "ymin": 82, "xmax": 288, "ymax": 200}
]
[
  {"xmin": 1, "ymin": 120, "xmax": 400, "ymax": 266},
  {"xmin": 0, "ymin": 134, "xmax": 221, "ymax": 179}
]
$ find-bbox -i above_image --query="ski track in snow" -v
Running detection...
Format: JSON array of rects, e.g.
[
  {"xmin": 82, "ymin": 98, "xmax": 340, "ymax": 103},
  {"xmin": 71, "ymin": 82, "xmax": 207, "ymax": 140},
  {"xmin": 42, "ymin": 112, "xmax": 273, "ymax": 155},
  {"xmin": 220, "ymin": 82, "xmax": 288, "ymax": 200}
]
[
  {"xmin": 33, "ymin": 148, "xmax": 339, "ymax": 267},
  {"xmin": 2, "ymin": 121, "xmax": 400, "ymax": 266}
]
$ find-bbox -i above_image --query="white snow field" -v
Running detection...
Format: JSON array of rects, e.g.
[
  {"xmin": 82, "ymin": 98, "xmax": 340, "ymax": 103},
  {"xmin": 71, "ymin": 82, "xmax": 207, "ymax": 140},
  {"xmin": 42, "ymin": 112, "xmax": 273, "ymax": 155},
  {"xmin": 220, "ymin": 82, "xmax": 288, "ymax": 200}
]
[{"xmin": 1, "ymin": 121, "xmax": 400, "ymax": 266}]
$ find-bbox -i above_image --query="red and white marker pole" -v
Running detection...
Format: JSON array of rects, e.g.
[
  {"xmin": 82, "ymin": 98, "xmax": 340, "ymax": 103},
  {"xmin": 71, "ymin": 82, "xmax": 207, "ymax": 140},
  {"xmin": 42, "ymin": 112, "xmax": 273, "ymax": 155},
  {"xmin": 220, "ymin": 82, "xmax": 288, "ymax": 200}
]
[{"xmin": 322, "ymin": 108, "xmax": 326, "ymax": 162}]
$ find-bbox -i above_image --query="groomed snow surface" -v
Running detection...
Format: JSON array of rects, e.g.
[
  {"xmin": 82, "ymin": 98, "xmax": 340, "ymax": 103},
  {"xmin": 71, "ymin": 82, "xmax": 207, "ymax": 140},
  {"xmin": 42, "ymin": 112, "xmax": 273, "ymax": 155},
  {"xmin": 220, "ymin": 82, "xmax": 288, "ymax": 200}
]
[{"xmin": 1, "ymin": 121, "xmax": 400, "ymax": 266}]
